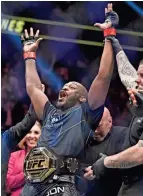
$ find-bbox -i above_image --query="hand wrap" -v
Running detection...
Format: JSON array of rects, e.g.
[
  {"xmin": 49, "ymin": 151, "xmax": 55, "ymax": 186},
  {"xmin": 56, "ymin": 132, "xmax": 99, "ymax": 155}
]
[
  {"xmin": 21, "ymin": 36, "xmax": 39, "ymax": 60},
  {"xmin": 106, "ymin": 36, "xmax": 122, "ymax": 54},
  {"xmin": 104, "ymin": 11, "xmax": 119, "ymax": 37},
  {"xmin": 91, "ymin": 153, "xmax": 107, "ymax": 179}
]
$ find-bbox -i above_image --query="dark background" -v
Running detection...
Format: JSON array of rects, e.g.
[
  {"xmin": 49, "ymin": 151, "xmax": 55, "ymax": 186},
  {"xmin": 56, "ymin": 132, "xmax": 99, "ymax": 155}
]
[{"xmin": 1, "ymin": 1, "xmax": 143, "ymax": 130}]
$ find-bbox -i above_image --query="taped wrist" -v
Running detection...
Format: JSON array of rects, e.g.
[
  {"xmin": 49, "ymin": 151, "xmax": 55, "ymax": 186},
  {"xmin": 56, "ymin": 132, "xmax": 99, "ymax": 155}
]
[
  {"xmin": 104, "ymin": 28, "xmax": 116, "ymax": 37},
  {"xmin": 106, "ymin": 37, "xmax": 123, "ymax": 55},
  {"xmin": 24, "ymin": 52, "xmax": 36, "ymax": 60}
]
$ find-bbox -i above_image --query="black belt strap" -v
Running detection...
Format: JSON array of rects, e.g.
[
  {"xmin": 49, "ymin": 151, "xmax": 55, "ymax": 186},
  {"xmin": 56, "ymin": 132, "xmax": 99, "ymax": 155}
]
[{"xmin": 48, "ymin": 175, "xmax": 75, "ymax": 184}]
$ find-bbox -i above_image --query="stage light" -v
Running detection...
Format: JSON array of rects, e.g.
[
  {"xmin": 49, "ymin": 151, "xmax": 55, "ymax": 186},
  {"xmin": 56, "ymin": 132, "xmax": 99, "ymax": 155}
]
[{"xmin": 125, "ymin": 1, "xmax": 143, "ymax": 17}]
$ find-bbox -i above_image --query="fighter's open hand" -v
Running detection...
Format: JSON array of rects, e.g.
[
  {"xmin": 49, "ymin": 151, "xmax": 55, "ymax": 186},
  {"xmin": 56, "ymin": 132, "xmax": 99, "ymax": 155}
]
[
  {"xmin": 94, "ymin": 3, "xmax": 119, "ymax": 30},
  {"xmin": 21, "ymin": 28, "xmax": 43, "ymax": 52}
]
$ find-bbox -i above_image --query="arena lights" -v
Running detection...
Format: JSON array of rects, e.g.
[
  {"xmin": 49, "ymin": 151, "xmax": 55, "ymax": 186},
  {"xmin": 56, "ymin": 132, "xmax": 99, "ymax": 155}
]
[
  {"xmin": 2, "ymin": 14, "xmax": 143, "ymax": 37},
  {"xmin": 36, "ymin": 56, "xmax": 63, "ymax": 92},
  {"xmin": 125, "ymin": 1, "xmax": 143, "ymax": 17},
  {"xmin": 1, "ymin": 14, "xmax": 143, "ymax": 52}
]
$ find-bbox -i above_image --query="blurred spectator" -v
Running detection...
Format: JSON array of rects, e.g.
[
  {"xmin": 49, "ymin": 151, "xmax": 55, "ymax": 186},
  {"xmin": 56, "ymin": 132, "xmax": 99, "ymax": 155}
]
[
  {"xmin": 1, "ymin": 102, "xmax": 13, "ymax": 129},
  {"xmin": 1, "ymin": 101, "xmax": 28, "ymax": 129},
  {"xmin": 2, "ymin": 63, "xmax": 21, "ymax": 107},
  {"xmin": 55, "ymin": 67, "xmax": 69, "ymax": 81},
  {"xmin": 6, "ymin": 122, "xmax": 41, "ymax": 196},
  {"xmin": 1, "ymin": 105, "xmax": 37, "ymax": 196},
  {"xmin": 1, "ymin": 59, "xmax": 29, "ymax": 128}
]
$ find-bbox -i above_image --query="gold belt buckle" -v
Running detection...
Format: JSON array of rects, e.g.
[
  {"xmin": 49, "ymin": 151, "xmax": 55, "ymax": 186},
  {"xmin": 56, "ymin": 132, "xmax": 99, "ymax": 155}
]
[{"xmin": 24, "ymin": 147, "xmax": 58, "ymax": 183}]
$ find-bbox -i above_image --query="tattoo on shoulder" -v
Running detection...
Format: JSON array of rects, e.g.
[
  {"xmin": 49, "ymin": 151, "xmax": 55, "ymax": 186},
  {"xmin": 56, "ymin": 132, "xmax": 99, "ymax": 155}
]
[
  {"xmin": 138, "ymin": 140, "xmax": 143, "ymax": 147},
  {"xmin": 107, "ymin": 160, "xmax": 137, "ymax": 168}
]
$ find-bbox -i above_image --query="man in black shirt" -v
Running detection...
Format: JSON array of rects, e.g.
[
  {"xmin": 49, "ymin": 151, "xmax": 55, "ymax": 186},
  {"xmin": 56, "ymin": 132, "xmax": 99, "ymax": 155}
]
[
  {"xmin": 85, "ymin": 115, "xmax": 143, "ymax": 196},
  {"xmin": 101, "ymin": 37, "xmax": 143, "ymax": 196},
  {"xmin": 79, "ymin": 107, "xmax": 127, "ymax": 196},
  {"xmin": 84, "ymin": 37, "xmax": 143, "ymax": 196}
]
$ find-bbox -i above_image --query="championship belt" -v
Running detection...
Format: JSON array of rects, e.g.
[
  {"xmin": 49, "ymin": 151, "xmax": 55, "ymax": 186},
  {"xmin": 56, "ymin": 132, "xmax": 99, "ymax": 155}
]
[
  {"xmin": 24, "ymin": 147, "xmax": 62, "ymax": 183},
  {"xmin": 24, "ymin": 147, "xmax": 80, "ymax": 183}
]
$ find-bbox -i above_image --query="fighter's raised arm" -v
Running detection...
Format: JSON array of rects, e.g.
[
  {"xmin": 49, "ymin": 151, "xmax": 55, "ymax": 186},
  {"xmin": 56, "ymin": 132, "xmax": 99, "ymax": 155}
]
[
  {"xmin": 106, "ymin": 34, "xmax": 143, "ymax": 116},
  {"xmin": 88, "ymin": 3, "xmax": 118, "ymax": 109},
  {"xmin": 21, "ymin": 28, "xmax": 48, "ymax": 119}
]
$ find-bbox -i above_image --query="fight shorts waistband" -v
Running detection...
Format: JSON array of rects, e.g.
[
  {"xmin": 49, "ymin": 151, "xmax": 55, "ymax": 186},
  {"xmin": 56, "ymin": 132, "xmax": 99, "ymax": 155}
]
[{"xmin": 48, "ymin": 175, "xmax": 75, "ymax": 184}]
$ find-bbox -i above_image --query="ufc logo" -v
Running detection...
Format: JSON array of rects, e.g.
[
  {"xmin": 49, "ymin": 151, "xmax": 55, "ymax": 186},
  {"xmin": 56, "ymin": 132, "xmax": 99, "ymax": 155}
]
[{"xmin": 26, "ymin": 159, "xmax": 45, "ymax": 169}]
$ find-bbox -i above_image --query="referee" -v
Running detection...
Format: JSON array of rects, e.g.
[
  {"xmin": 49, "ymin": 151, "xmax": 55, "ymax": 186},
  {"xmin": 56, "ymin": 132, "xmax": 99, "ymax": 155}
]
[{"xmin": 84, "ymin": 37, "xmax": 143, "ymax": 196}]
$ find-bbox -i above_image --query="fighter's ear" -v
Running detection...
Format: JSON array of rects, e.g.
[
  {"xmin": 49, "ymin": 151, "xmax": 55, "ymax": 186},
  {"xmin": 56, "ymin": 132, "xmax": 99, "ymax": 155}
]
[
  {"xmin": 108, "ymin": 116, "xmax": 112, "ymax": 127},
  {"xmin": 79, "ymin": 96, "xmax": 86, "ymax": 103}
]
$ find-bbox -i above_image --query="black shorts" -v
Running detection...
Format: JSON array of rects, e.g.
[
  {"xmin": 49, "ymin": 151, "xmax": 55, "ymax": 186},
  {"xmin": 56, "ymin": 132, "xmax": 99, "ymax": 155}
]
[
  {"xmin": 21, "ymin": 176, "xmax": 80, "ymax": 196},
  {"xmin": 118, "ymin": 177, "xmax": 143, "ymax": 196}
]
